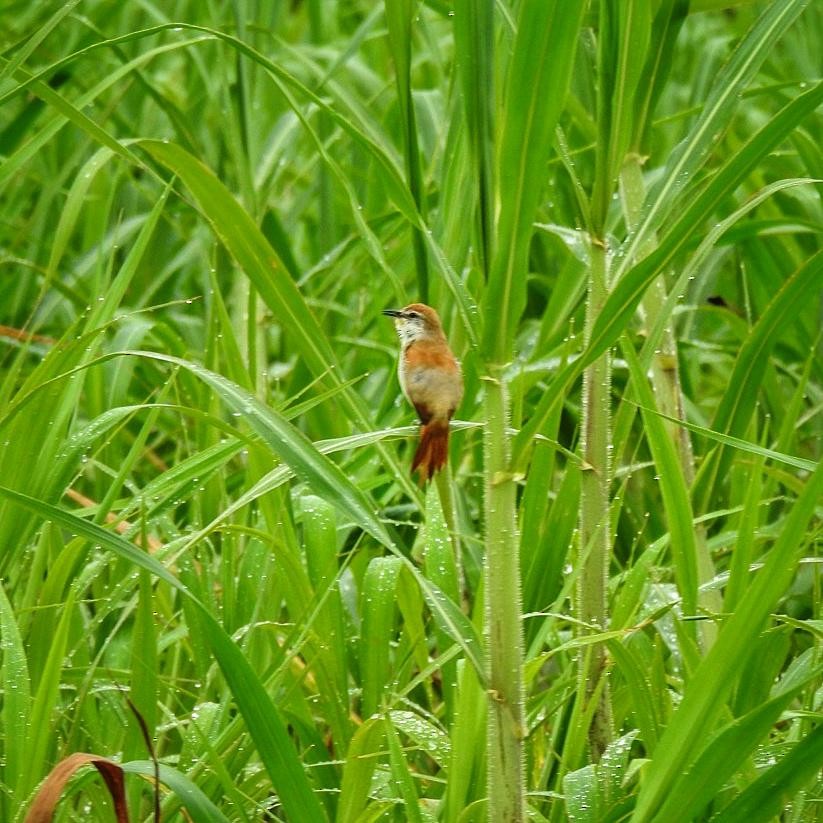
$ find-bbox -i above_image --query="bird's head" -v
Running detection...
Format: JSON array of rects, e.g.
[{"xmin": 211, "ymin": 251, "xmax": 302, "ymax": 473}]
[{"xmin": 382, "ymin": 303, "xmax": 444, "ymax": 344}]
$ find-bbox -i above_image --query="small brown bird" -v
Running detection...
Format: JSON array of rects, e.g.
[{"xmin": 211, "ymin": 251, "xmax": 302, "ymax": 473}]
[{"xmin": 383, "ymin": 303, "xmax": 463, "ymax": 481}]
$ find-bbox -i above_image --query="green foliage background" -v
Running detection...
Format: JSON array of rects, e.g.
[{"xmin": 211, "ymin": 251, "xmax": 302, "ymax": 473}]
[{"xmin": 0, "ymin": 1, "xmax": 820, "ymax": 821}]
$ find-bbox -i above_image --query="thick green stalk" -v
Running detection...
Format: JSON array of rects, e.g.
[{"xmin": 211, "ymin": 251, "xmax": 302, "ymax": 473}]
[
  {"xmin": 577, "ymin": 239, "xmax": 613, "ymax": 759},
  {"xmin": 619, "ymin": 156, "xmax": 721, "ymax": 643},
  {"xmin": 619, "ymin": 157, "xmax": 691, "ymax": 469},
  {"xmin": 484, "ymin": 367, "xmax": 525, "ymax": 822}
]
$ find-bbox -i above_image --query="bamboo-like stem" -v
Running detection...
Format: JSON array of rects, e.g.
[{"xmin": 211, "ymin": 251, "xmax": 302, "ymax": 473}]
[
  {"xmin": 619, "ymin": 158, "xmax": 691, "ymax": 465},
  {"xmin": 619, "ymin": 156, "xmax": 721, "ymax": 645},
  {"xmin": 577, "ymin": 238, "xmax": 613, "ymax": 759},
  {"xmin": 484, "ymin": 367, "xmax": 526, "ymax": 822}
]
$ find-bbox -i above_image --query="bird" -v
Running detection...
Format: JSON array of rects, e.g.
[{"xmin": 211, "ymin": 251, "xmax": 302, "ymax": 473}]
[{"xmin": 383, "ymin": 303, "xmax": 463, "ymax": 481}]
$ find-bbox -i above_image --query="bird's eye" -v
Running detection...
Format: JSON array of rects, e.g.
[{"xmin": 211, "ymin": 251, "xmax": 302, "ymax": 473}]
[{"xmin": 407, "ymin": 311, "xmax": 420, "ymax": 319}]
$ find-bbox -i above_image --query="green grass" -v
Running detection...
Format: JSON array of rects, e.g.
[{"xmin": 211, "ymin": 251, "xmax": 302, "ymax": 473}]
[{"xmin": 0, "ymin": 2, "xmax": 821, "ymax": 822}]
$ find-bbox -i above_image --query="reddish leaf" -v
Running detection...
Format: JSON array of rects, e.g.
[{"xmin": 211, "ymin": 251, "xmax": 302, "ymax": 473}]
[{"xmin": 24, "ymin": 752, "xmax": 129, "ymax": 823}]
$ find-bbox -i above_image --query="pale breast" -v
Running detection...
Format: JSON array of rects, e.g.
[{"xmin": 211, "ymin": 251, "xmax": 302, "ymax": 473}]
[{"xmin": 400, "ymin": 341, "xmax": 463, "ymax": 419}]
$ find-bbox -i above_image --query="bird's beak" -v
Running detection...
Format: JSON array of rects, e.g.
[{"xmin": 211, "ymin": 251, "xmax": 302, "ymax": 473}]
[{"xmin": 382, "ymin": 309, "xmax": 402, "ymax": 318}]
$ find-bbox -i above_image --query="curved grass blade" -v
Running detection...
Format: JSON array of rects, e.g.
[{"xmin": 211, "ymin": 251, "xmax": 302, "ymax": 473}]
[
  {"xmin": 622, "ymin": 341, "xmax": 697, "ymax": 617},
  {"xmin": 628, "ymin": 402, "xmax": 817, "ymax": 473},
  {"xmin": 127, "ymin": 350, "xmax": 394, "ymax": 548},
  {"xmin": 653, "ymin": 660, "xmax": 822, "ymax": 822},
  {"xmin": 122, "ymin": 761, "xmax": 232, "ymax": 823},
  {"xmin": 23, "ymin": 752, "xmax": 128, "ymax": 823}
]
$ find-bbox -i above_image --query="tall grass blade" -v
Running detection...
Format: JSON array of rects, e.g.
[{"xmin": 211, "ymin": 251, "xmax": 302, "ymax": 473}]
[
  {"xmin": 0, "ymin": 582, "xmax": 31, "ymax": 819},
  {"xmin": 385, "ymin": 0, "xmax": 430, "ymax": 301},
  {"xmin": 121, "ymin": 761, "xmax": 232, "ymax": 823},
  {"xmin": 453, "ymin": 0, "xmax": 494, "ymax": 277},
  {"xmin": 483, "ymin": 0, "xmax": 587, "ymax": 359}
]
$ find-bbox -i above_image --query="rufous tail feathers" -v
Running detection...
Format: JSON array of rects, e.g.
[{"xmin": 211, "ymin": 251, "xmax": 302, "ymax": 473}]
[{"xmin": 411, "ymin": 420, "xmax": 450, "ymax": 482}]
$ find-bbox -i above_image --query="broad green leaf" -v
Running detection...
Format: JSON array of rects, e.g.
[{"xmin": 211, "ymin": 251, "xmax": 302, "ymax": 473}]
[
  {"xmin": 564, "ymin": 764, "xmax": 600, "ymax": 823},
  {"xmin": 390, "ymin": 709, "xmax": 452, "ymax": 768},
  {"xmin": 360, "ymin": 556, "xmax": 403, "ymax": 718},
  {"xmin": 337, "ymin": 717, "xmax": 386, "ymax": 823},
  {"xmin": 600, "ymin": 731, "xmax": 640, "ymax": 810},
  {"xmin": 0, "ymin": 582, "xmax": 31, "ymax": 818}
]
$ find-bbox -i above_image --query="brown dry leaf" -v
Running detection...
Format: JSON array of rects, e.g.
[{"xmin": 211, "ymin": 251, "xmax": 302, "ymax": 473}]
[{"xmin": 24, "ymin": 752, "xmax": 129, "ymax": 823}]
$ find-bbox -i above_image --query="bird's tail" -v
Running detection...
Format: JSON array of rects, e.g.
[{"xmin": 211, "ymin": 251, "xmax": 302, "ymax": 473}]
[{"xmin": 412, "ymin": 420, "xmax": 450, "ymax": 482}]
